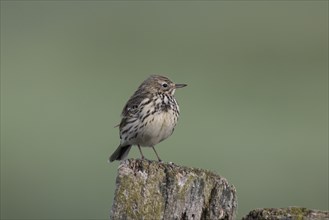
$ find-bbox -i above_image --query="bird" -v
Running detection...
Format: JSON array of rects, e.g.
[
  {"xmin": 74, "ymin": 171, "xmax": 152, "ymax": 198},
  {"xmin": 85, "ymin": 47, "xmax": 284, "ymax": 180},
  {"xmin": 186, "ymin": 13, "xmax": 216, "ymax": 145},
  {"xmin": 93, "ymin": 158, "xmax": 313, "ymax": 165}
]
[{"xmin": 109, "ymin": 75, "xmax": 187, "ymax": 162}]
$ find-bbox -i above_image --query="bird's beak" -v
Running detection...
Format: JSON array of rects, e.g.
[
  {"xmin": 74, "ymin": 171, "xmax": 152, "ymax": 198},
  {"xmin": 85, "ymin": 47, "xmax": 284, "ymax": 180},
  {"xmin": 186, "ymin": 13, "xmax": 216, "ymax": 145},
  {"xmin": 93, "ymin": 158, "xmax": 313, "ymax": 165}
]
[{"xmin": 175, "ymin": 83, "xmax": 187, "ymax": 88}]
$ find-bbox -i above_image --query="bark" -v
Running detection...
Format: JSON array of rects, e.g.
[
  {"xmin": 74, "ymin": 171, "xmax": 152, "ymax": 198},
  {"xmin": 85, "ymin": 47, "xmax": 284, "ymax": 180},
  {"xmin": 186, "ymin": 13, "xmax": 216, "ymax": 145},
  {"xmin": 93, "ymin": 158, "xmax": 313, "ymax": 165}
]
[
  {"xmin": 242, "ymin": 207, "xmax": 329, "ymax": 220},
  {"xmin": 110, "ymin": 159, "xmax": 237, "ymax": 220}
]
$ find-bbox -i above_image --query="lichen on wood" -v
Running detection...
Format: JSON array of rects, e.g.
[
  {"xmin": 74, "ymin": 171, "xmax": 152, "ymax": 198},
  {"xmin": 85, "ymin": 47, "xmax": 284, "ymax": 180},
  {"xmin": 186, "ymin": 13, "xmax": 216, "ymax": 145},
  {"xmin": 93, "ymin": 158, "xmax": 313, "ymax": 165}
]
[
  {"xmin": 110, "ymin": 159, "xmax": 237, "ymax": 220},
  {"xmin": 242, "ymin": 207, "xmax": 329, "ymax": 220}
]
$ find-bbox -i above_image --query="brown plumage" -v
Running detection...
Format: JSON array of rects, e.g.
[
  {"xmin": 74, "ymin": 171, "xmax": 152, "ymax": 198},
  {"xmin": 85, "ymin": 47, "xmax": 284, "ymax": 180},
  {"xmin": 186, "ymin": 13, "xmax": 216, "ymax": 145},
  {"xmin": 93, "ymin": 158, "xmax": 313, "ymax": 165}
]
[{"xmin": 109, "ymin": 75, "xmax": 187, "ymax": 162}]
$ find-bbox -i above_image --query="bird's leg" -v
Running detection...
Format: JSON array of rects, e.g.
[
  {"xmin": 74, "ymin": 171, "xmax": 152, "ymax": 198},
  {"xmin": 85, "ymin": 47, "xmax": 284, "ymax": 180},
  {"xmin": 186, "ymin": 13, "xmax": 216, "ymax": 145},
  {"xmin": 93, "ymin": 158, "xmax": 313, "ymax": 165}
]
[
  {"xmin": 137, "ymin": 145, "xmax": 145, "ymax": 160},
  {"xmin": 151, "ymin": 146, "xmax": 162, "ymax": 162}
]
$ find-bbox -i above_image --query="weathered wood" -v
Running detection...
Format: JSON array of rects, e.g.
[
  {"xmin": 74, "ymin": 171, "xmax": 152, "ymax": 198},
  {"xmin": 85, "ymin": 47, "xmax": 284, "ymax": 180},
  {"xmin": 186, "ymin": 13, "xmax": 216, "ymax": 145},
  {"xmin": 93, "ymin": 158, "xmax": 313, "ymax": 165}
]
[
  {"xmin": 110, "ymin": 159, "xmax": 237, "ymax": 220},
  {"xmin": 242, "ymin": 207, "xmax": 329, "ymax": 220}
]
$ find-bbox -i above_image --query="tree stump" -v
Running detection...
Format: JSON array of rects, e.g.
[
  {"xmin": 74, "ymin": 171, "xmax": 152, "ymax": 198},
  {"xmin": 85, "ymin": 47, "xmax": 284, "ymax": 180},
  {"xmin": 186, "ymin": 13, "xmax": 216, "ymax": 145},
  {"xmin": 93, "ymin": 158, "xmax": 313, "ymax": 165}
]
[
  {"xmin": 110, "ymin": 159, "xmax": 237, "ymax": 220},
  {"xmin": 242, "ymin": 207, "xmax": 329, "ymax": 220}
]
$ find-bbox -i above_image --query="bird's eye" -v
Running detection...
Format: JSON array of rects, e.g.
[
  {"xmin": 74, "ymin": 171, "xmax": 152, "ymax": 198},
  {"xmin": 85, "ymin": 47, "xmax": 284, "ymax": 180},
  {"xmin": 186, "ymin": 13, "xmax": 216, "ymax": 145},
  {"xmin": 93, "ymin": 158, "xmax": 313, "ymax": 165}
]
[{"xmin": 162, "ymin": 83, "xmax": 168, "ymax": 88}]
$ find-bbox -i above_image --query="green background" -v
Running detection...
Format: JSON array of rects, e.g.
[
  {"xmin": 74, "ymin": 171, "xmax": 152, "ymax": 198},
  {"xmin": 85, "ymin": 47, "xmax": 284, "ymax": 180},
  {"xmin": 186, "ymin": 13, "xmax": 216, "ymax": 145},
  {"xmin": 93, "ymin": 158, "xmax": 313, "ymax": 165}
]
[{"xmin": 1, "ymin": 1, "xmax": 328, "ymax": 219}]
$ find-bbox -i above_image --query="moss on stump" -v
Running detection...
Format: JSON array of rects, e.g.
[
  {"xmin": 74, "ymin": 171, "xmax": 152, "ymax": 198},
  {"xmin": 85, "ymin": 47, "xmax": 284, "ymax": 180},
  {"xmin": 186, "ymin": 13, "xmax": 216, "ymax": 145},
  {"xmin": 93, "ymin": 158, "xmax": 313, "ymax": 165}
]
[
  {"xmin": 242, "ymin": 207, "xmax": 329, "ymax": 220},
  {"xmin": 110, "ymin": 159, "xmax": 237, "ymax": 220}
]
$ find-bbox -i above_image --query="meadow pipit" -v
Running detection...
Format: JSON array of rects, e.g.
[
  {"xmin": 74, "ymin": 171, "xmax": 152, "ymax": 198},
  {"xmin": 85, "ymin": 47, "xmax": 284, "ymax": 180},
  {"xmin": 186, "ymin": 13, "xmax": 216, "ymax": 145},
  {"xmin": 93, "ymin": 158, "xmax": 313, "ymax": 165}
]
[{"xmin": 109, "ymin": 75, "xmax": 187, "ymax": 162}]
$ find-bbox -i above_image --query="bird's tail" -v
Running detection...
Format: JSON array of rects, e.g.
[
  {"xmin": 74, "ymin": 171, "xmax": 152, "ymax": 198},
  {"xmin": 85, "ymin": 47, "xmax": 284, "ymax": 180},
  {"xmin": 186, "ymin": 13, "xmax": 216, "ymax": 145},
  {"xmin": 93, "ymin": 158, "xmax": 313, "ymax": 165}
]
[{"xmin": 109, "ymin": 145, "xmax": 132, "ymax": 162}]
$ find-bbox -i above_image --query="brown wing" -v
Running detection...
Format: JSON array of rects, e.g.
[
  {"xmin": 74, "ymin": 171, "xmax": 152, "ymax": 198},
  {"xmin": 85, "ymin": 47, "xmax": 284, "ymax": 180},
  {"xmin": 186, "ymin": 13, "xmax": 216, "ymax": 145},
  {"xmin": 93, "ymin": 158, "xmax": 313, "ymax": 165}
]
[
  {"xmin": 121, "ymin": 94, "xmax": 145, "ymax": 117},
  {"xmin": 119, "ymin": 92, "xmax": 151, "ymax": 130}
]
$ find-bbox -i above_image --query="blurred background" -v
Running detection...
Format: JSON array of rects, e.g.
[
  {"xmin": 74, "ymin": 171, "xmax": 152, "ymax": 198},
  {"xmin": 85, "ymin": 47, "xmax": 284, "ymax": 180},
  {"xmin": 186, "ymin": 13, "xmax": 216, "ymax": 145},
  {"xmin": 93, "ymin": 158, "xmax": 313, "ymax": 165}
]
[{"xmin": 1, "ymin": 1, "xmax": 328, "ymax": 219}]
